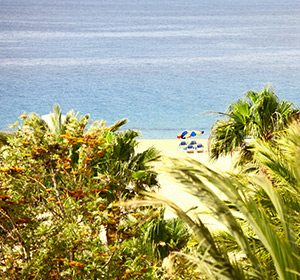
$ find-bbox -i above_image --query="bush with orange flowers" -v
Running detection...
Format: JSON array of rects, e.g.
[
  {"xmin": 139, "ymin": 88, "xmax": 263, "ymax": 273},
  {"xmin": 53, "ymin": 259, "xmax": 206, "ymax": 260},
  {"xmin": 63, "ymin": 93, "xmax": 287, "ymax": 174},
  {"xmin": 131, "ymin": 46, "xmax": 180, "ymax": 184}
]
[{"xmin": 0, "ymin": 106, "xmax": 176, "ymax": 279}]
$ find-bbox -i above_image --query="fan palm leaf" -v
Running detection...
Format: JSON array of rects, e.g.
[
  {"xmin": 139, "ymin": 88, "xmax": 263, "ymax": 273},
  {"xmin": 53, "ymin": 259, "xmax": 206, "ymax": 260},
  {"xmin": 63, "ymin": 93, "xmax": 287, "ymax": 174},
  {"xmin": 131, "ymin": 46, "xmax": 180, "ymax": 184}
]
[
  {"xmin": 96, "ymin": 129, "xmax": 161, "ymax": 198},
  {"xmin": 209, "ymin": 85, "xmax": 299, "ymax": 161}
]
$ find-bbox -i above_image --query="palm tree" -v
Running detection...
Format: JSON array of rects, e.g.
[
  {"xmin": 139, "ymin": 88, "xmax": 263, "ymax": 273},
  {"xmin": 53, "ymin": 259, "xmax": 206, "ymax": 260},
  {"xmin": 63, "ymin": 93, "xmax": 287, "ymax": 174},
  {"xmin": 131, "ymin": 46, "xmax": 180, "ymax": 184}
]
[
  {"xmin": 96, "ymin": 129, "xmax": 161, "ymax": 199},
  {"xmin": 209, "ymin": 85, "xmax": 299, "ymax": 161}
]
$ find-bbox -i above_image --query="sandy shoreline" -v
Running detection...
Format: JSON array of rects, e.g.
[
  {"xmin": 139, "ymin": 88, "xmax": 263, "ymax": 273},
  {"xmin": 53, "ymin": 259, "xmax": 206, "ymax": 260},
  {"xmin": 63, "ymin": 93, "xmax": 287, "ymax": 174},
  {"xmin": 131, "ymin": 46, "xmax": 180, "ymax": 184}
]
[{"xmin": 137, "ymin": 139, "xmax": 236, "ymax": 226}]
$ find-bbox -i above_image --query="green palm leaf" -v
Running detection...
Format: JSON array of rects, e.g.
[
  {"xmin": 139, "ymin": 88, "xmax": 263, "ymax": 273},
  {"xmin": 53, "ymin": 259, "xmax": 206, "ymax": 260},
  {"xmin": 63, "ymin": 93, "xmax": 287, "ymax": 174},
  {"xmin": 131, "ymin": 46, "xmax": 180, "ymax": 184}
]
[
  {"xmin": 208, "ymin": 85, "xmax": 299, "ymax": 161},
  {"xmin": 162, "ymin": 155, "xmax": 300, "ymax": 279},
  {"xmin": 138, "ymin": 192, "xmax": 248, "ymax": 280}
]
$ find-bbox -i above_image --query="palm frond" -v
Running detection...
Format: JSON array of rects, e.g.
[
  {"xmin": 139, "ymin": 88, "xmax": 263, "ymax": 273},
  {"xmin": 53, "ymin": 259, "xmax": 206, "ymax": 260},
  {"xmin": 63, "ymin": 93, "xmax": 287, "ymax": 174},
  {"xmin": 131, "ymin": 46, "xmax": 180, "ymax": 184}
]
[
  {"xmin": 109, "ymin": 118, "xmax": 128, "ymax": 132},
  {"xmin": 50, "ymin": 104, "xmax": 63, "ymax": 136},
  {"xmin": 165, "ymin": 157, "xmax": 263, "ymax": 278},
  {"xmin": 126, "ymin": 193, "xmax": 249, "ymax": 280},
  {"xmin": 164, "ymin": 157, "xmax": 300, "ymax": 279}
]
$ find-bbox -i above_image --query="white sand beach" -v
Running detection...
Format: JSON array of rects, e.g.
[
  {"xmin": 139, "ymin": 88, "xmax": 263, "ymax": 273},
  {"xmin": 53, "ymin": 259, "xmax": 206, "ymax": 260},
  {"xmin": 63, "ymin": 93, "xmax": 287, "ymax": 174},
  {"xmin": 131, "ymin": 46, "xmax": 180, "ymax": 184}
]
[{"xmin": 137, "ymin": 139, "xmax": 237, "ymax": 228}]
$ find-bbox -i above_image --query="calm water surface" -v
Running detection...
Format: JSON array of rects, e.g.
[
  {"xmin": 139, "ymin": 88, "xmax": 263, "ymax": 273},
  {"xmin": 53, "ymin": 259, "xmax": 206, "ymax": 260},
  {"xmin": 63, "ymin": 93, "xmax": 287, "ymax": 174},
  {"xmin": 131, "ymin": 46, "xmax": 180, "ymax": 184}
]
[{"xmin": 0, "ymin": 0, "xmax": 300, "ymax": 138}]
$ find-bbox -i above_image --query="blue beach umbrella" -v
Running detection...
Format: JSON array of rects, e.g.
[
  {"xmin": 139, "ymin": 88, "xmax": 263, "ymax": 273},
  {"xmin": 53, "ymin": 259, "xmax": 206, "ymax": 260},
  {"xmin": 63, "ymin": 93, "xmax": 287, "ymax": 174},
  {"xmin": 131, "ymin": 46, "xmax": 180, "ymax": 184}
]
[
  {"xmin": 185, "ymin": 130, "xmax": 204, "ymax": 138},
  {"xmin": 177, "ymin": 130, "xmax": 189, "ymax": 139}
]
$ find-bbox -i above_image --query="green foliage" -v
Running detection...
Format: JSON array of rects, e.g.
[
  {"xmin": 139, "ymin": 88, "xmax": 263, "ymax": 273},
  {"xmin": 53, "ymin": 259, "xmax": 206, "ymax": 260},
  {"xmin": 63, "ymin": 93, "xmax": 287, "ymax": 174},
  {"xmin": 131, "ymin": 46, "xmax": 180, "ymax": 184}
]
[
  {"xmin": 96, "ymin": 129, "xmax": 160, "ymax": 199},
  {"xmin": 0, "ymin": 106, "xmax": 166, "ymax": 279},
  {"xmin": 5, "ymin": 101, "xmax": 300, "ymax": 279},
  {"xmin": 142, "ymin": 208, "xmax": 191, "ymax": 260},
  {"xmin": 209, "ymin": 85, "xmax": 299, "ymax": 161},
  {"xmin": 0, "ymin": 131, "xmax": 11, "ymax": 147},
  {"xmin": 156, "ymin": 120, "xmax": 300, "ymax": 279}
]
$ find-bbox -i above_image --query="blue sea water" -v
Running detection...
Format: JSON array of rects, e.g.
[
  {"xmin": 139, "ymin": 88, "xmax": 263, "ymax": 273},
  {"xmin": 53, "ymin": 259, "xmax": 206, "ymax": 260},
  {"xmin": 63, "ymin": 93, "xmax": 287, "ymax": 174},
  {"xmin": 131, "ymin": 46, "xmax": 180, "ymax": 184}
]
[{"xmin": 0, "ymin": 0, "xmax": 300, "ymax": 138}]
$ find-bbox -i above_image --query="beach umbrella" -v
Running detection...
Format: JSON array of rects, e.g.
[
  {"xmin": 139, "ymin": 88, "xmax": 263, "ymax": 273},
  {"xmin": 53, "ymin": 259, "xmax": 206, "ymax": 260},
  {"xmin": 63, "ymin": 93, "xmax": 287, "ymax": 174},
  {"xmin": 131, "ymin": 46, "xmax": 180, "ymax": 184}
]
[
  {"xmin": 177, "ymin": 130, "xmax": 189, "ymax": 139},
  {"xmin": 185, "ymin": 130, "xmax": 204, "ymax": 138}
]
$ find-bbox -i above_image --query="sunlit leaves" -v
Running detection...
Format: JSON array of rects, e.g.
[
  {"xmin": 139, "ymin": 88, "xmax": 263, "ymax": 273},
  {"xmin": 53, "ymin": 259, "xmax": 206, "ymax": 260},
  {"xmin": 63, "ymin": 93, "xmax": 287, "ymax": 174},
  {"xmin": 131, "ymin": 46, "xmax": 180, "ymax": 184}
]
[
  {"xmin": 209, "ymin": 85, "xmax": 299, "ymax": 160},
  {"xmin": 0, "ymin": 106, "xmax": 162, "ymax": 279}
]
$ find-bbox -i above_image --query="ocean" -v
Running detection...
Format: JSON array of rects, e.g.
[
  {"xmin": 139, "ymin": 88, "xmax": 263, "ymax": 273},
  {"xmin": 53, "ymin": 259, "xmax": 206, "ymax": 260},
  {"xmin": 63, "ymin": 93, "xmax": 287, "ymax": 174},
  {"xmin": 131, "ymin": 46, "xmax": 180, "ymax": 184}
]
[{"xmin": 1, "ymin": 0, "xmax": 300, "ymax": 138}]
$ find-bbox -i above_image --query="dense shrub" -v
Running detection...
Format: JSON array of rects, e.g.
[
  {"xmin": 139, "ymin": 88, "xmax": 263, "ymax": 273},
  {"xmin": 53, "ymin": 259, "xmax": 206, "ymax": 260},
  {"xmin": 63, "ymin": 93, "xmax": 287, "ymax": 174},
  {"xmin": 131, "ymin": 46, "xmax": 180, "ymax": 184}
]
[{"xmin": 0, "ymin": 109, "xmax": 168, "ymax": 279}]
